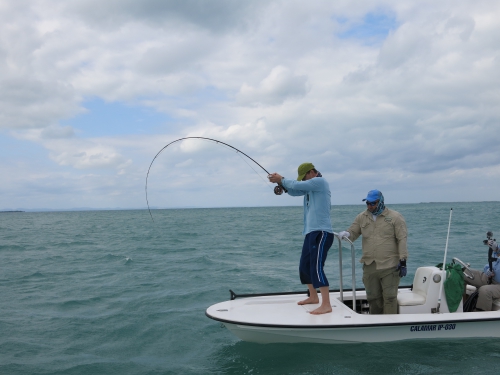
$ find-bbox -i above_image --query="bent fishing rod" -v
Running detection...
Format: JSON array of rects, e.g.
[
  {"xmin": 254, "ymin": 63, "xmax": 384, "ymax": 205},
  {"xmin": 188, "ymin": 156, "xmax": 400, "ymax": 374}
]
[{"xmin": 145, "ymin": 136, "xmax": 286, "ymax": 221}]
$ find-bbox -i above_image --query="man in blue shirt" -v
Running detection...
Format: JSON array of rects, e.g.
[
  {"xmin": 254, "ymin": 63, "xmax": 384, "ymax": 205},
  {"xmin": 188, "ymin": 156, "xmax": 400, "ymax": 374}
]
[
  {"xmin": 269, "ymin": 162, "xmax": 334, "ymax": 315},
  {"xmin": 465, "ymin": 239, "xmax": 500, "ymax": 311}
]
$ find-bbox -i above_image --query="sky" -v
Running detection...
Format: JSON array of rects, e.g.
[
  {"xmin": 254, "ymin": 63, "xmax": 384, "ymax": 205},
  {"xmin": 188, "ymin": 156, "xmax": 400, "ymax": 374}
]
[{"xmin": 1, "ymin": 0, "xmax": 500, "ymax": 210}]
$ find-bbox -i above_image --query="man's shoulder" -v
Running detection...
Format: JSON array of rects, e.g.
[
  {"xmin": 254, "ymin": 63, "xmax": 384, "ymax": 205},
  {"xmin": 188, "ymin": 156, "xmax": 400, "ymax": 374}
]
[
  {"xmin": 312, "ymin": 176, "xmax": 330, "ymax": 189},
  {"xmin": 313, "ymin": 176, "xmax": 328, "ymax": 184},
  {"xmin": 355, "ymin": 210, "xmax": 369, "ymax": 220},
  {"xmin": 384, "ymin": 208, "xmax": 406, "ymax": 222}
]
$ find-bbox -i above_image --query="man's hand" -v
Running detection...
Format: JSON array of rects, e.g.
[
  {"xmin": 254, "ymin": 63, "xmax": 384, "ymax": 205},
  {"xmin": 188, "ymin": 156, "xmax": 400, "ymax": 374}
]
[
  {"xmin": 268, "ymin": 173, "xmax": 283, "ymax": 184},
  {"xmin": 397, "ymin": 259, "xmax": 407, "ymax": 277},
  {"xmin": 488, "ymin": 239, "xmax": 498, "ymax": 251},
  {"xmin": 338, "ymin": 231, "xmax": 350, "ymax": 239},
  {"xmin": 486, "ymin": 269, "xmax": 495, "ymax": 278}
]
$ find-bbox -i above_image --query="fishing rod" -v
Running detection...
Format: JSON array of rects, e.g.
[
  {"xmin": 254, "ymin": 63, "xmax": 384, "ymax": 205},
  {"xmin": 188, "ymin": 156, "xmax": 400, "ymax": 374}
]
[{"xmin": 145, "ymin": 136, "xmax": 286, "ymax": 221}]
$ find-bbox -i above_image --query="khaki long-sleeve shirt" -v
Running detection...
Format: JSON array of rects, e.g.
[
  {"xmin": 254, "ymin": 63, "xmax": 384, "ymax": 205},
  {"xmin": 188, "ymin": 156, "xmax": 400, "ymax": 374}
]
[{"xmin": 347, "ymin": 207, "xmax": 408, "ymax": 270}]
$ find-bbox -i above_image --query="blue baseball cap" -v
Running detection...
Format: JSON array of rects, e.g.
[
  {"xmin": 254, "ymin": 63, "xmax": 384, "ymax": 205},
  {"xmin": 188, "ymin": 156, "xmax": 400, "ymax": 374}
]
[{"xmin": 362, "ymin": 189, "xmax": 382, "ymax": 202}]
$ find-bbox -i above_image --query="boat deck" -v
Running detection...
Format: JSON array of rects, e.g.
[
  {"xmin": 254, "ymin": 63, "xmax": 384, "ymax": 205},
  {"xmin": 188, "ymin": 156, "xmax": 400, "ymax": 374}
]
[{"xmin": 206, "ymin": 288, "xmax": 500, "ymax": 328}]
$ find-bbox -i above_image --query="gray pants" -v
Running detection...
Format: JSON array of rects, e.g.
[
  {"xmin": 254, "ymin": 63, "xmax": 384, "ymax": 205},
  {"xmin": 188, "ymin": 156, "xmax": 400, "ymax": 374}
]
[
  {"xmin": 466, "ymin": 269, "xmax": 500, "ymax": 311},
  {"xmin": 362, "ymin": 262, "xmax": 400, "ymax": 314}
]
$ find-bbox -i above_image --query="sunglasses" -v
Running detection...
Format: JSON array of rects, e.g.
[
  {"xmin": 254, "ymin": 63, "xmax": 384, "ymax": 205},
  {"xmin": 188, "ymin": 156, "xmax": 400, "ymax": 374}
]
[{"xmin": 365, "ymin": 201, "xmax": 378, "ymax": 207}]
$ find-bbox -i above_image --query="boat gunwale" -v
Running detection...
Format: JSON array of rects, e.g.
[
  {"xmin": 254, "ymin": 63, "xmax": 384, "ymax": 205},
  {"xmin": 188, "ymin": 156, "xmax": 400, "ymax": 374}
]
[{"xmin": 205, "ymin": 310, "xmax": 500, "ymax": 329}]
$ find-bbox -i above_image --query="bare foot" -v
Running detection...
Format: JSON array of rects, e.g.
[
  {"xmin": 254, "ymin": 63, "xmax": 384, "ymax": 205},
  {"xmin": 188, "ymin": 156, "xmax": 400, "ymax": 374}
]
[
  {"xmin": 298, "ymin": 296, "xmax": 319, "ymax": 305},
  {"xmin": 309, "ymin": 305, "xmax": 332, "ymax": 315}
]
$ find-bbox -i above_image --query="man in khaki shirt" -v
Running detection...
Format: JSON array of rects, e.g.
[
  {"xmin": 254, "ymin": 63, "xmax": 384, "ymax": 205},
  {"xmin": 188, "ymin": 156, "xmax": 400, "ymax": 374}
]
[{"xmin": 338, "ymin": 190, "xmax": 408, "ymax": 314}]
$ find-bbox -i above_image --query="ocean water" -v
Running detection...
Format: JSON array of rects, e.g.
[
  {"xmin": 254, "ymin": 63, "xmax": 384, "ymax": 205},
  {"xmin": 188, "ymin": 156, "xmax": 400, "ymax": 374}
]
[{"xmin": 2, "ymin": 202, "xmax": 500, "ymax": 375}]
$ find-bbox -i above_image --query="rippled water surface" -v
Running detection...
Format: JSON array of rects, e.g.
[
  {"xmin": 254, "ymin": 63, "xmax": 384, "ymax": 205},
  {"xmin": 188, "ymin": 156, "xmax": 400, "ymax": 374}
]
[{"xmin": 1, "ymin": 202, "xmax": 500, "ymax": 374}]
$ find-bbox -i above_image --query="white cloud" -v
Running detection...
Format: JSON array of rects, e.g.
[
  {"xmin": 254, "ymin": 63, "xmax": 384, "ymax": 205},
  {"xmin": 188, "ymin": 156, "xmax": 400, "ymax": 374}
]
[
  {"xmin": 62, "ymin": 0, "xmax": 265, "ymax": 33},
  {"xmin": 236, "ymin": 66, "xmax": 308, "ymax": 106},
  {"xmin": 40, "ymin": 125, "xmax": 75, "ymax": 139},
  {"xmin": 12, "ymin": 129, "xmax": 131, "ymax": 170},
  {"xmin": 50, "ymin": 145, "xmax": 131, "ymax": 170}
]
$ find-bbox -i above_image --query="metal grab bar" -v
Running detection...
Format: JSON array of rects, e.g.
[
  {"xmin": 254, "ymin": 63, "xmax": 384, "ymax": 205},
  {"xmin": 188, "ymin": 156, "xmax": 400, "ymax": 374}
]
[{"xmin": 333, "ymin": 233, "xmax": 357, "ymax": 311}]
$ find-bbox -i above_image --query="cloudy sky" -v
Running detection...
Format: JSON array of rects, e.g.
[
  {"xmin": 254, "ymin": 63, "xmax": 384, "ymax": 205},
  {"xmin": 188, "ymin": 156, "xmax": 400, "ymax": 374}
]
[{"xmin": 1, "ymin": 0, "xmax": 499, "ymax": 210}]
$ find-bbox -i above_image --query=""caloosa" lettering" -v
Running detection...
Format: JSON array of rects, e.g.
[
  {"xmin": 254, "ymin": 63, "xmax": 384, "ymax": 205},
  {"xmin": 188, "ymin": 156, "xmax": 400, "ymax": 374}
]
[{"xmin": 410, "ymin": 324, "xmax": 456, "ymax": 332}]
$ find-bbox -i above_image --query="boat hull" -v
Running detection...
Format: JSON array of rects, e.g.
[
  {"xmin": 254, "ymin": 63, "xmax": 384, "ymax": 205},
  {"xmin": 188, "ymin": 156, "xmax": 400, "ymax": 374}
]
[{"xmin": 222, "ymin": 319, "xmax": 500, "ymax": 344}]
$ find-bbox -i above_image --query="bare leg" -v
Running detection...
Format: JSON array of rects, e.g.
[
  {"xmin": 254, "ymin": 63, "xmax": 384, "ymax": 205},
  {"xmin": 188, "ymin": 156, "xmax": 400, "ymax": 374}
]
[
  {"xmin": 298, "ymin": 284, "xmax": 319, "ymax": 305},
  {"xmin": 310, "ymin": 286, "xmax": 332, "ymax": 315}
]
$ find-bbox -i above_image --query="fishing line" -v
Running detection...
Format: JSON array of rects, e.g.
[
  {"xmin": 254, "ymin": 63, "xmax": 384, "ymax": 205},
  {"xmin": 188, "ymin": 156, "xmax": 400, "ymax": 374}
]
[
  {"xmin": 202, "ymin": 139, "xmax": 274, "ymax": 189},
  {"xmin": 235, "ymin": 151, "xmax": 274, "ymax": 189},
  {"xmin": 145, "ymin": 136, "xmax": 283, "ymax": 221}
]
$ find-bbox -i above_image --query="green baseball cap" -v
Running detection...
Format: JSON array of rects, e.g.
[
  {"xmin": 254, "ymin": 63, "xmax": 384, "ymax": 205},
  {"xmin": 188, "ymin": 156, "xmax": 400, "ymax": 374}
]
[{"xmin": 297, "ymin": 162, "xmax": 315, "ymax": 181}]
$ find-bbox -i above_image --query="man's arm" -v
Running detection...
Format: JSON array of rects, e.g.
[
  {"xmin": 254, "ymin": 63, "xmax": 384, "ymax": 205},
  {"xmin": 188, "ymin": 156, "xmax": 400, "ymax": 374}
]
[
  {"xmin": 286, "ymin": 188, "xmax": 306, "ymax": 196},
  {"xmin": 281, "ymin": 177, "xmax": 325, "ymax": 192},
  {"xmin": 394, "ymin": 215, "xmax": 409, "ymax": 260},
  {"xmin": 346, "ymin": 214, "xmax": 363, "ymax": 242}
]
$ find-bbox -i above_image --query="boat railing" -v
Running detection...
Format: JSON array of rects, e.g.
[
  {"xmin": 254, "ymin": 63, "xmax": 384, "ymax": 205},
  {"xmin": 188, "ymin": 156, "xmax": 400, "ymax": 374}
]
[{"xmin": 334, "ymin": 233, "xmax": 356, "ymax": 310}]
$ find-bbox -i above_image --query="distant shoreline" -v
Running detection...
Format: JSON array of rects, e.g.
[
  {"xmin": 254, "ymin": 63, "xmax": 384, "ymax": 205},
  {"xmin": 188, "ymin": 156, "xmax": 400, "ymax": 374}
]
[{"xmin": 1, "ymin": 201, "xmax": 500, "ymax": 213}]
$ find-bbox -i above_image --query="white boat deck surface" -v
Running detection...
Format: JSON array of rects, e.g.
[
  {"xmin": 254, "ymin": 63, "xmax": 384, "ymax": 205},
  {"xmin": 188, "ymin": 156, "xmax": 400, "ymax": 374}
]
[{"xmin": 206, "ymin": 290, "xmax": 500, "ymax": 328}]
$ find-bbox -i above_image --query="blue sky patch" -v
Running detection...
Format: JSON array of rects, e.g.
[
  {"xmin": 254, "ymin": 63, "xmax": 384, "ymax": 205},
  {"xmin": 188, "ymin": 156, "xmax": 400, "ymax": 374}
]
[
  {"xmin": 61, "ymin": 98, "xmax": 173, "ymax": 137},
  {"xmin": 0, "ymin": 133, "xmax": 47, "ymax": 159},
  {"xmin": 337, "ymin": 11, "xmax": 398, "ymax": 45}
]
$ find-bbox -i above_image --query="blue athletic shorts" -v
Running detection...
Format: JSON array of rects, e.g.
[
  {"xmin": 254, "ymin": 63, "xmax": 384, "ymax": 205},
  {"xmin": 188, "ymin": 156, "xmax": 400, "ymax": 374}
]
[{"xmin": 299, "ymin": 231, "xmax": 333, "ymax": 288}]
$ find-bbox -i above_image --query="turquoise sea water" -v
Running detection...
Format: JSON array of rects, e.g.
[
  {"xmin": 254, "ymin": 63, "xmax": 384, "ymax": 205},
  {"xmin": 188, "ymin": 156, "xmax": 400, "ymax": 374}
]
[{"xmin": 2, "ymin": 202, "xmax": 500, "ymax": 374}]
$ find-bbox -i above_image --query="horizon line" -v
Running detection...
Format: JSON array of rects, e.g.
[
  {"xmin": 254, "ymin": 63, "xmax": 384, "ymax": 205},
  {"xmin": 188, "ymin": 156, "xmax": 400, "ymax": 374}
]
[{"xmin": 2, "ymin": 201, "xmax": 499, "ymax": 213}]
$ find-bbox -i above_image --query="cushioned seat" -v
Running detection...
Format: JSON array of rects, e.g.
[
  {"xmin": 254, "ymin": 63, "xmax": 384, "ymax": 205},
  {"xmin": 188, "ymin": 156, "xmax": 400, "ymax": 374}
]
[
  {"xmin": 398, "ymin": 266, "xmax": 464, "ymax": 314},
  {"xmin": 397, "ymin": 292, "xmax": 426, "ymax": 306},
  {"xmin": 398, "ymin": 267, "xmax": 435, "ymax": 307}
]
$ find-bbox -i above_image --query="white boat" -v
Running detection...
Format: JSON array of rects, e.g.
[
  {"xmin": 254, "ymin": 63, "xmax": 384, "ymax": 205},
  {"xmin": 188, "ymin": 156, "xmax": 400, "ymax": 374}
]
[{"xmin": 206, "ymin": 234, "xmax": 500, "ymax": 344}]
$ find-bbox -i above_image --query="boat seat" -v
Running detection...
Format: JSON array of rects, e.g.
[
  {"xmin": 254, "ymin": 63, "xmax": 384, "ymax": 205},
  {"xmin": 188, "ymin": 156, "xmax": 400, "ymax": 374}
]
[
  {"xmin": 397, "ymin": 292, "xmax": 426, "ymax": 306},
  {"xmin": 398, "ymin": 267, "xmax": 435, "ymax": 307},
  {"xmin": 398, "ymin": 266, "xmax": 464, "ymax": 314}
]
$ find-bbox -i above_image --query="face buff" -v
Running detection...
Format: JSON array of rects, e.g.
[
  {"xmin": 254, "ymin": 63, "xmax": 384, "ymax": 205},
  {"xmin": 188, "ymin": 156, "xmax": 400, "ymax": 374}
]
[{"xmin": 372, "ymin": 193, "xmax": 385, "ymax": 216}]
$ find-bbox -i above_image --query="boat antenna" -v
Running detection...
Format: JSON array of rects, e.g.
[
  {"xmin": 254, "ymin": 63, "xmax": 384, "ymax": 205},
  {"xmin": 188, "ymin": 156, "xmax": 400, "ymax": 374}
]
[
  {"xmin": 436, "ymin": 208, "xmax": 453, "ymax": 313},
  {"xmin": 145, "ymin": 136, "xmax": 277, "ymax": 222}
]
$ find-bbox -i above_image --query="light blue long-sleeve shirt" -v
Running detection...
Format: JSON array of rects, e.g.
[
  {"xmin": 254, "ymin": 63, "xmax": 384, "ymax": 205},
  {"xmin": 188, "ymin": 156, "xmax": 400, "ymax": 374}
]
[
  {"xmin": 483, "ymin": 254, "xmax": 500, "ymax": 283},
  {"xmin": 281, "ymin": 176, "xmax": 333, "ymax": 235}
]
